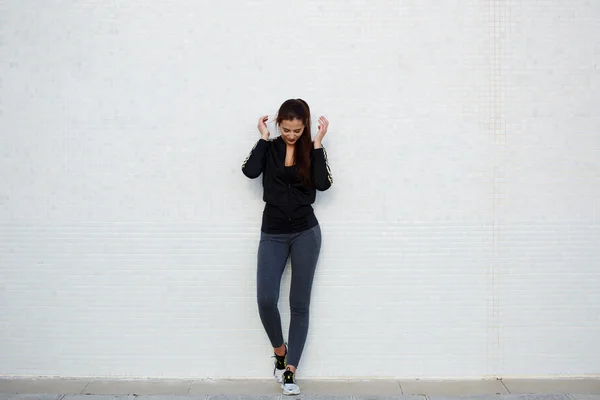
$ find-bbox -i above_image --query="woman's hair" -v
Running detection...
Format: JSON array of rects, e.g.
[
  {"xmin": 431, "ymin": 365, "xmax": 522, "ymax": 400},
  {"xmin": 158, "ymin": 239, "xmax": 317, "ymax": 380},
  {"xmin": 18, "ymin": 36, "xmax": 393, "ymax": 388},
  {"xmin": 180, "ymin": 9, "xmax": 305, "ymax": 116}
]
[{"xmin": 276, "ymin": 98, "xmax": 313, "ymax": 187}]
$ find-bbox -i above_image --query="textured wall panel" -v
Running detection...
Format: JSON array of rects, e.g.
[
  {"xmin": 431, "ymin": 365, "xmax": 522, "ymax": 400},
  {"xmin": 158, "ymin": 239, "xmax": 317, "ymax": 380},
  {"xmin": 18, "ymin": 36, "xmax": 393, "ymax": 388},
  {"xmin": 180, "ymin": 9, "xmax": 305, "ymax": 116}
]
[{"xmin": 0, "ymin": 0, "xmax": 598, "ymax": 378}]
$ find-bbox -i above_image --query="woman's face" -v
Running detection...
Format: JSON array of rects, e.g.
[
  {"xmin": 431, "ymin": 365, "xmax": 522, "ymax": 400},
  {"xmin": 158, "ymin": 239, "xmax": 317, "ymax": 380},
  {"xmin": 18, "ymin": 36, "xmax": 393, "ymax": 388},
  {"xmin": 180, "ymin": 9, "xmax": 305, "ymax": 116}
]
[{"xmin": 280, "ymin": 119, "xmax": 305, "ymax": 146}]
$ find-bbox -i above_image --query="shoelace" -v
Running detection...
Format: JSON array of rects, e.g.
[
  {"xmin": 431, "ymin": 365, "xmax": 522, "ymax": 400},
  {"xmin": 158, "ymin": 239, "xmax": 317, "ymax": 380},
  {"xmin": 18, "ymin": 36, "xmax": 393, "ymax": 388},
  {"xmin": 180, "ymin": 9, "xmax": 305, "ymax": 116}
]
[
  {"xmin": 283, "ymin": 369, "xmax": 295, "ymax": 384},
  {"xmin": 273, "ymin": 353, "xmax": 286, "ymax": 370},
  {"xmin": 273, "ymin": 345, "xmax": 287, "ymax": 372}
]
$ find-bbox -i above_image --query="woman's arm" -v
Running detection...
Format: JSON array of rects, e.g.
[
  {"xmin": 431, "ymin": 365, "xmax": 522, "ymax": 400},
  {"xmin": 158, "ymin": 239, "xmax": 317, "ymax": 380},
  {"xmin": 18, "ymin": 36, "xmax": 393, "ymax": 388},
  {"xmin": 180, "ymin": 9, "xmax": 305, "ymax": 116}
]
[
  {"xmin": 312, "ymin": 115, "xmax": 332, "ymax": 190},
  {"xmin": 242, "ymin": 116, "xmax": 271, "ymax": 179},
  {"xmin": 242, "ymin": 139, "xmax": 268, "ymax": 179},
  {"xmin": 311, "ymin": 146, "xmax": 333, "ymax": 191}
]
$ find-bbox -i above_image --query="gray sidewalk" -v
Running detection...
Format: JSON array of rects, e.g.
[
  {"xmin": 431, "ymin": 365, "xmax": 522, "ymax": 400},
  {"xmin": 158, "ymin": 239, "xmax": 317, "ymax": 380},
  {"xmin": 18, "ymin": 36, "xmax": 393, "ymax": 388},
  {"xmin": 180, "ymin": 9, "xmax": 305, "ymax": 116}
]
[{"xmin": 1, "ymin": 377, "xmax": 599, "ymax": 400}]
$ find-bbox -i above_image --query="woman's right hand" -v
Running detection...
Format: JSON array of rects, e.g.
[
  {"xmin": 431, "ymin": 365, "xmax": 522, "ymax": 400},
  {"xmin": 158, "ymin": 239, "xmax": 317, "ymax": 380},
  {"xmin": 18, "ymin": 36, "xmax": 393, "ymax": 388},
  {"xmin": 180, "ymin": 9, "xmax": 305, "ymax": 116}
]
[{"xmin": 258, "ymin": 116, "xmax": 270, "ymax": 140}]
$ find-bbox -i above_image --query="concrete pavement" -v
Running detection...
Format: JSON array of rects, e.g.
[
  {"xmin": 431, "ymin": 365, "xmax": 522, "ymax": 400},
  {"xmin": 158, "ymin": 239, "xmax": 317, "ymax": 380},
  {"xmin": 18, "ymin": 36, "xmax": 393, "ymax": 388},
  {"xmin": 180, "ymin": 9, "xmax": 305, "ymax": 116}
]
[{"xmin": 0, "ymin": 377, "xmax": 599, "ymax": 400}]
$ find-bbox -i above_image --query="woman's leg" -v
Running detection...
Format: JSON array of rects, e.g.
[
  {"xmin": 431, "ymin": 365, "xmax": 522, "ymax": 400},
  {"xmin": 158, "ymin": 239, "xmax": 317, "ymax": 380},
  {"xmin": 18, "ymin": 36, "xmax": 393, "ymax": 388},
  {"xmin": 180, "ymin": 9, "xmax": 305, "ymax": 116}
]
[
  {"xmin": 257, "ymin": 232, "xmax": 291, "ymax": 351},
  {"xmin": 286, "ymin": 225, "xmax": 322, "ymax": 370}
]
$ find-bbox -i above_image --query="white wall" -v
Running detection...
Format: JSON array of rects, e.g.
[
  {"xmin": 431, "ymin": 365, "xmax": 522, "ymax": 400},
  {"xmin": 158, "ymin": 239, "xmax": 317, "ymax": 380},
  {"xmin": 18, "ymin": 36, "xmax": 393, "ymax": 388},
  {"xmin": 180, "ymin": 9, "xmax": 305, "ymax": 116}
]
[{"xmin": 1, "ymin": 0, "xmax": 599, "ymax": 378}]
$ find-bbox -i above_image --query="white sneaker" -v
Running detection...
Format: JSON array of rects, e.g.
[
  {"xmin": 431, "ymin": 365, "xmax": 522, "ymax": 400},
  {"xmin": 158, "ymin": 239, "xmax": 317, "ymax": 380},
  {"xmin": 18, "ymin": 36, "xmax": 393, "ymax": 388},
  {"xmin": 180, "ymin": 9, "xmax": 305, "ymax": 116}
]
[
  {"xmin": 273, "ymin": 347, "xmax": 287, "ymax": 384},
  {"xmin": 274, "ymin": 367, "xmax": 285, "ymax": 384},
  {"xmin": 281, "ymin": 369, "xmax": 301, "ymax": 395}
]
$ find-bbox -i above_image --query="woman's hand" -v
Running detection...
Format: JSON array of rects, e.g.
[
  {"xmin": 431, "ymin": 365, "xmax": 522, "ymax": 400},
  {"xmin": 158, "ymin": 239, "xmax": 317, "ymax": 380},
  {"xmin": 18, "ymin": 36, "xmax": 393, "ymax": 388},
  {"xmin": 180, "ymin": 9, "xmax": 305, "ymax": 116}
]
[
  {"xmin": 314, "ymin": 116, "xmax": 329, "ymax": 148},
  {"xmin": 258, "ymin": 116, "xmax": 270, "ymax": 140}
]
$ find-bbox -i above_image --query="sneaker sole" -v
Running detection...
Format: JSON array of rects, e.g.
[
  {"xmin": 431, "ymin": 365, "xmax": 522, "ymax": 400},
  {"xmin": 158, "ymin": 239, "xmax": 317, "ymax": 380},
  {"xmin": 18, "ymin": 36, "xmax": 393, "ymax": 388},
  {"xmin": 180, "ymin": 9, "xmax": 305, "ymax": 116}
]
[{"xmin": 282, "ymin": 385, "xmax": 301, "ymax": 395}]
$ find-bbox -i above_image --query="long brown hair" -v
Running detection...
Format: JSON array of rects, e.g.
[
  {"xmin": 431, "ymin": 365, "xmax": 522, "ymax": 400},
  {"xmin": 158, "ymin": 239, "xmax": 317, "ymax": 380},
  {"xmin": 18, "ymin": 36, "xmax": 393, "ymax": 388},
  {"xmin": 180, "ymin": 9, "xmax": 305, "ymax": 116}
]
[{"xmin": 276, "ymin": 99, "xmax": 313, "ymax": 187}]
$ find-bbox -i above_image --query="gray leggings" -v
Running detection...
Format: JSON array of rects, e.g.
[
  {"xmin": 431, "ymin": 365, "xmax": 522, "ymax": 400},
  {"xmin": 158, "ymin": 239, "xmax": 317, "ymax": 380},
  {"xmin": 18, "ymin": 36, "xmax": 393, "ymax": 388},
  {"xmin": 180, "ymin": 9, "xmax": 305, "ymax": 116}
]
[{"xmin": 257, "ymin": 224, "xmax": 322, "ymax": 368}]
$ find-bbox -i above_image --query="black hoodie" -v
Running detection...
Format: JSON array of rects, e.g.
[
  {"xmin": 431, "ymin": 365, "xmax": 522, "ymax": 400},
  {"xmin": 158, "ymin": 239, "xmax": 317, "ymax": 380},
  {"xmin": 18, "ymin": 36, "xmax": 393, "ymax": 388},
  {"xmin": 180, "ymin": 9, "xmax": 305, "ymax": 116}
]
[{"xmin": 242, "ymin": 136, "xmax": 332, "ymax": 234}]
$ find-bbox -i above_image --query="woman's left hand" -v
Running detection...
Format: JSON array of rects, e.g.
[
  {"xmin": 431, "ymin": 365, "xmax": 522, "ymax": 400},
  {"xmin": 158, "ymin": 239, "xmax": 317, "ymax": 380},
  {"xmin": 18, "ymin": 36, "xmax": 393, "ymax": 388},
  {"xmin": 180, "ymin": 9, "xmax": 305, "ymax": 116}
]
[{"xmin": 314, "ymin": 116, "xmax": 329, "ymax": 147}]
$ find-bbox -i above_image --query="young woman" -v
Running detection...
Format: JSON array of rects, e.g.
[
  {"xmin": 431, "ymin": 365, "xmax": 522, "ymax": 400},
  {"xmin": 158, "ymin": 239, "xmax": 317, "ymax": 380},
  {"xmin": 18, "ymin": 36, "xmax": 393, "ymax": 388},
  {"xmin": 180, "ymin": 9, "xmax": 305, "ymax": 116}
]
[{"xmin": 241, "ymin": 99, "xmax": 332, "ymax": 395}]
